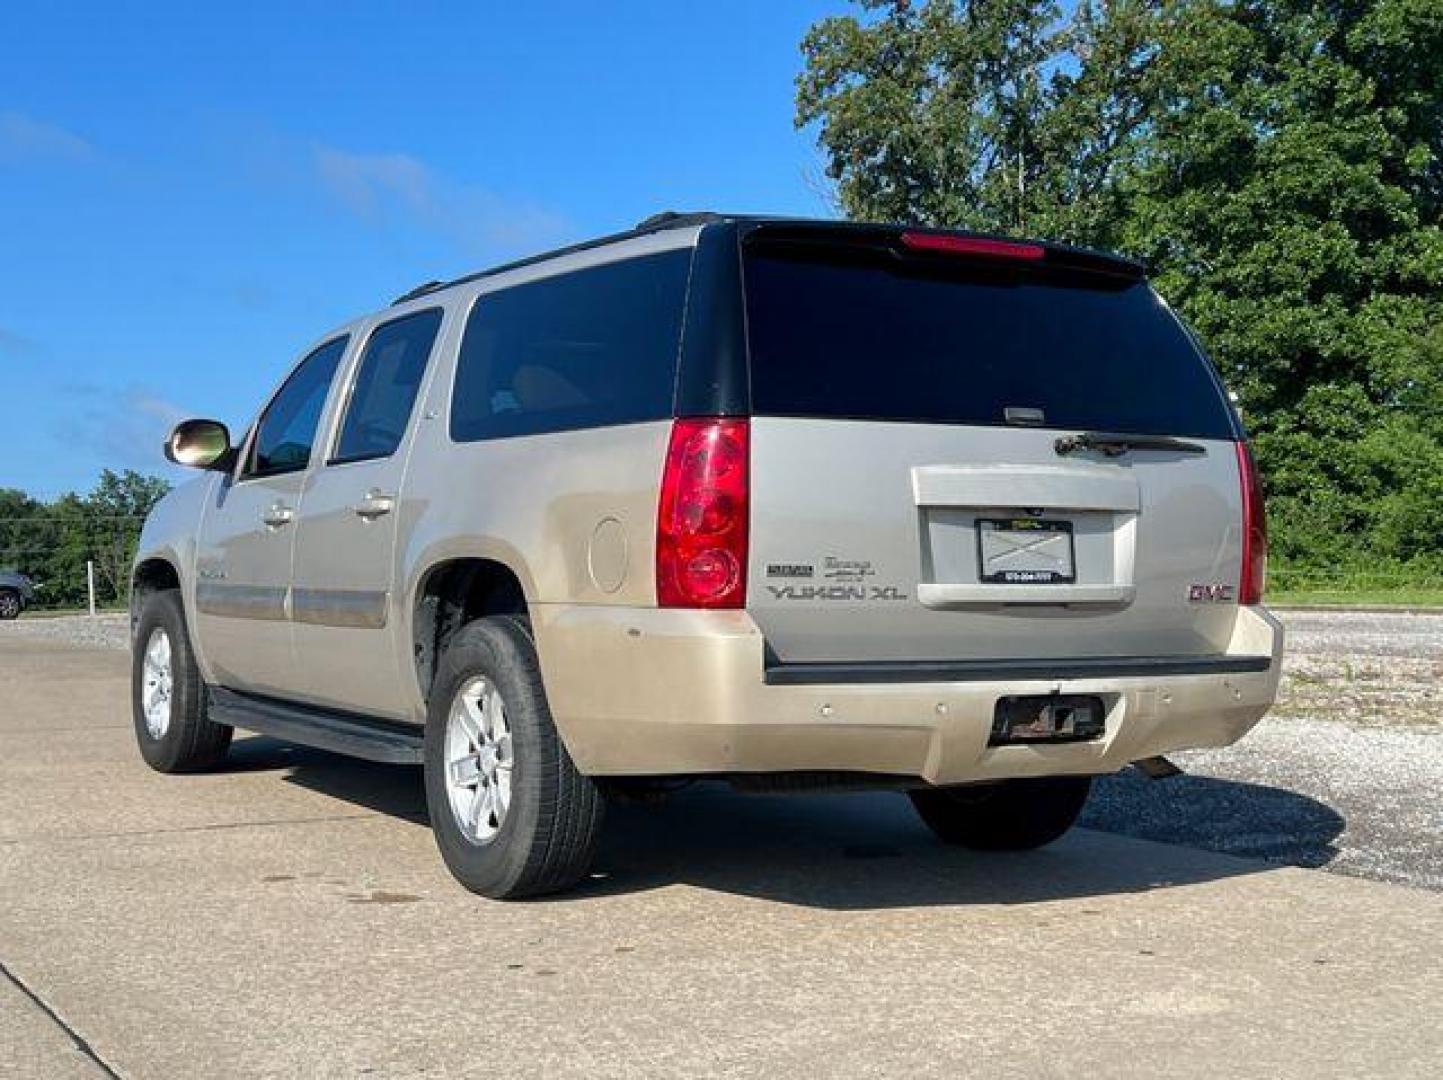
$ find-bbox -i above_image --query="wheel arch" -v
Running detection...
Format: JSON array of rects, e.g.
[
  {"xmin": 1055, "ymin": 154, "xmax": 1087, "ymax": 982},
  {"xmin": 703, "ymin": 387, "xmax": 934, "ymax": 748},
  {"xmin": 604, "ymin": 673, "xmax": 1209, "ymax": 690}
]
[
  {"xmin": 411, "ymin": 555, "xmax": 532, "ymax": 705},
  {"xmin": 131, "ymin": 556, "xmax": 183, "ymax": 634}
]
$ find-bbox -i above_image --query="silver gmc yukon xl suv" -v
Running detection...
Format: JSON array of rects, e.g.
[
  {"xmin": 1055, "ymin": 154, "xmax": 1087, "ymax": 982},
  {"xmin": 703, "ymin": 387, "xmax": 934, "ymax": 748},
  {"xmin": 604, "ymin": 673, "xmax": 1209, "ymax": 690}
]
[{"xmin": 132, "ymin": 212, "xmax": 1282, "ymax": 898}]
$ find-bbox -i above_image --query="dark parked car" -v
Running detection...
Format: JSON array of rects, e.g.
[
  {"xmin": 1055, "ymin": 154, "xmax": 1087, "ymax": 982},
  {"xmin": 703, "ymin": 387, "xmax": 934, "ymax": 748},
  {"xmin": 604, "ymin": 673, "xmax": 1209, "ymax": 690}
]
[{"xmin": 0, "ymin": 571, "xmax": 36, "ymax": 620}]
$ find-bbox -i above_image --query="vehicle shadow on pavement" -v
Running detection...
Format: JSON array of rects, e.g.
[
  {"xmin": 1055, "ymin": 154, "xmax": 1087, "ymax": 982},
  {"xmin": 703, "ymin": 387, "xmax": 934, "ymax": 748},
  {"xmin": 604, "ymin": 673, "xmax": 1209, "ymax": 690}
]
[
  {"xmin": 229, "ymin": 737, "xmax": 430, "ymax": 823},
  {"xmin": 574, "ymin": 780, "xmax": 1343, "ymax": 910},
  {"xmin": 248, "ymin": 734, "xmax": 1345, "ymax": 911},
  {"xmin": 1083, "ymin": 770, "xmax": 1346, "ymax": 870}
]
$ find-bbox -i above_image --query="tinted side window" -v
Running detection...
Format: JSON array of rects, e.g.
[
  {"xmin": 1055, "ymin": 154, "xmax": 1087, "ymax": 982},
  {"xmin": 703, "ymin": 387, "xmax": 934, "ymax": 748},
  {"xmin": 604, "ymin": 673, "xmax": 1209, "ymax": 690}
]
[
  {"xmin": 333, "ymin": 309, "xmax": 443, "ymax": 463},
  {"xmin": 450, "ymin": 249, "xmax": 691, "ymax": 442},
  {"xmin": 247, "ymin": 337, "xmax": 349, "ymax": 477},
  {"xmin": 743, "ymin": 246, "xmax": 1236, "ymax": 439}
]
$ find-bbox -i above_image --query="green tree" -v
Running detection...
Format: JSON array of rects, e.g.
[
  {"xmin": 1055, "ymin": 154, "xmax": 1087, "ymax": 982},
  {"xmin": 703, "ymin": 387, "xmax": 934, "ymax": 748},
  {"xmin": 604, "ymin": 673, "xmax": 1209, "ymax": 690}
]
[
  {"xmin": 0, "ymin": 471, "xmax": 170, "ymax": 608},
  {"xmin": 797, "ymin": 0, "xmax": 1172, "ymax": 243},
  {"xmin": 82, "ymin": 470, "xmax": 172, "ymax": 602},
  {"xmin": 1116, "ymin": 0, "xmax": 1443, "ymax": 571},
  {"xmin": 41, "ymin": 493, "xmax": 92, "ymax": 609},
  {"xmin": 797, "ymin": 0, "xmax": 1443, "ymax": 574},
  {"xmin": 0, "ymin": 488, "xmax": 47, "ymax": 577},
  {"xmin": 798, "ymin": 0, "xmax": 1059, "ymax": 231}
]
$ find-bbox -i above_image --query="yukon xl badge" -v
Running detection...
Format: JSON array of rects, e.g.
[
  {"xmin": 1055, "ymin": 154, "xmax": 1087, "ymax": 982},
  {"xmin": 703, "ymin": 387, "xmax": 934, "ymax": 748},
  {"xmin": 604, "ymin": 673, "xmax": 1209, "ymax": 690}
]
[
  {"xmin": 767, "ymin": 584, "xmax": 908, "ymax": 601},
  {"xmin": 1188, "ymin": 583, "xmax": 1236, "ymax": 603}
]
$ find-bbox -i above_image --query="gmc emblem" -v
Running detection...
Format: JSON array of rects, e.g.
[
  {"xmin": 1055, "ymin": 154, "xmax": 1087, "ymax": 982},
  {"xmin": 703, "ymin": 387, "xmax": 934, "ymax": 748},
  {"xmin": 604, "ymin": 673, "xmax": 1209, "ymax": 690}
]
[{"xmin": 1188, "ymin": 583, "xmax": 1236, "ymax": 603}]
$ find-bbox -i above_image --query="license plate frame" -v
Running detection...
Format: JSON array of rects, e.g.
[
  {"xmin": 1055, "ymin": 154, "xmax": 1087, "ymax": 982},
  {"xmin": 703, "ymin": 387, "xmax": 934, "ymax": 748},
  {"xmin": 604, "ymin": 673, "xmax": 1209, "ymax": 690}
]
[{"xmin": 976, "ymin": 518, "xmax": 1076, "ymax": 584}]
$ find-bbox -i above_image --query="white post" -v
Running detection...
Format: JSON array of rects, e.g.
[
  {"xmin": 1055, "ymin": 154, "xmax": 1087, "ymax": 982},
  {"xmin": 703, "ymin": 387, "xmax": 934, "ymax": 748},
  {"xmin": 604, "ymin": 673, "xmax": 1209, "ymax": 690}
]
[{"xmin": 86, "ymin": 560, "xmax": 97, "ymax": 619}]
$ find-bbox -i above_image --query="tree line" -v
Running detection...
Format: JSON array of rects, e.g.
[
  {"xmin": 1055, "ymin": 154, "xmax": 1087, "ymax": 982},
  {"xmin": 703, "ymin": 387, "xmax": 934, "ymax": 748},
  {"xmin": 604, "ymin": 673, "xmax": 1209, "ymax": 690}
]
[
  {"xmin": 6, "ymin": 1, "xmax": 1440, "ymax": 602},
  {"xmin": 797, "ymin": 0, "xmax": 1443, "ymax": 576},
  {"xmin": 0, "ymin": 470, "xmax": 170, "ymax": 609}
]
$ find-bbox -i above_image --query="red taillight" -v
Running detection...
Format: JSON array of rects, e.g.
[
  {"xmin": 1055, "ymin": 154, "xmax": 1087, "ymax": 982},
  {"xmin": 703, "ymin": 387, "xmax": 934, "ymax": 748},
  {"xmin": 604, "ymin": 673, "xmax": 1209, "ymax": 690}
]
[
  {"xmin": 657, "ymin": 418, "xmax": 749, "ymax": 608},
  {"xmin": 1237, "ymin": 441, "xmax": 1267, "ymax": 605},
  {"xmin": 900, "ymin": 231, "xmax": 1046, "ymax": 261}
]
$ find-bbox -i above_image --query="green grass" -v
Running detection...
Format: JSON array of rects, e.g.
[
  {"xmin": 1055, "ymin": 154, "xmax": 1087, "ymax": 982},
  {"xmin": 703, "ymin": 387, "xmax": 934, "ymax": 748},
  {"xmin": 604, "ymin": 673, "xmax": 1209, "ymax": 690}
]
[
  {"xmin": 1267, "ymin": 563, "xmax": 1443, "ymax": 608},
  {"xmin": 1268, "ymin": 586, "xmax": 1443, "ymax": 609}
]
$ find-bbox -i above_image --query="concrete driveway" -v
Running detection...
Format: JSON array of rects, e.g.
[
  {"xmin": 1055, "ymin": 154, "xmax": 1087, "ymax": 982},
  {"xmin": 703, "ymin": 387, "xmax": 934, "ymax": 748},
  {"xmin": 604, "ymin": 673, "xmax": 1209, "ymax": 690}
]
[{"xmin": 2, "ymin": 636, "xmax": 1440, "ymax": 1079}]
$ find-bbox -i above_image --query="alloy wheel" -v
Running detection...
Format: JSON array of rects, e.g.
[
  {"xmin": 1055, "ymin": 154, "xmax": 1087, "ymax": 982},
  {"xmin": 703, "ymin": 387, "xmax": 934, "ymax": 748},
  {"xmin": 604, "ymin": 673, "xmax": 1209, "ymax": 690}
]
[
  {"xmin": 140, "ymin": 627, "xmax": 174, "ymax": 739},
  {"xmin": 443, "ymin": 675, "xmax": 514, "ymax": 844}
]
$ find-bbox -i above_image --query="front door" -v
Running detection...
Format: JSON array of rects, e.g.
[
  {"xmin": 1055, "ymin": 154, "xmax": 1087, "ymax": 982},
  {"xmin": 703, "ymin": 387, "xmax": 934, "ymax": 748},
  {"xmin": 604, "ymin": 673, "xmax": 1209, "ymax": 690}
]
[
  {"xmin": 289, "ymin": 307, "xmax": 445, "ymax": 719},
  {"xmin": 193, "ymin": 335, "xmax": 351, "ymax": 695}
]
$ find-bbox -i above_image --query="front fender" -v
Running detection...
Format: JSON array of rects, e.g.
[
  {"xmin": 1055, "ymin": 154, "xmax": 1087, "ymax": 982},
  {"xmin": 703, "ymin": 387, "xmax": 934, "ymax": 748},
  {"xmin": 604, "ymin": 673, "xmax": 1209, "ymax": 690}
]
[{"xmin": 132, "ymin": 474, "xmax": 216, "ymax": 669}]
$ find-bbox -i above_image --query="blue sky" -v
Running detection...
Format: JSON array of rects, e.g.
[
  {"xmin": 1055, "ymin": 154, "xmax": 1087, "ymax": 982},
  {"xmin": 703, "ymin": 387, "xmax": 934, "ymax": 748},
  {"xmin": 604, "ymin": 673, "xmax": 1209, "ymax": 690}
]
[{"xmin": 0, "ymin": 1, "xmax": 841, "ymax": 497}]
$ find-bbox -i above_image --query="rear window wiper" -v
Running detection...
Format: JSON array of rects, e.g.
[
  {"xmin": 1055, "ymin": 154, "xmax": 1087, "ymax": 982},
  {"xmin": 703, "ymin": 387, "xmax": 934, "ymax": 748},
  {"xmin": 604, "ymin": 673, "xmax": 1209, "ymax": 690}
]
[{"xmin": 1054, "ymin": 431, "xmax": 1206, "ymax": 457}]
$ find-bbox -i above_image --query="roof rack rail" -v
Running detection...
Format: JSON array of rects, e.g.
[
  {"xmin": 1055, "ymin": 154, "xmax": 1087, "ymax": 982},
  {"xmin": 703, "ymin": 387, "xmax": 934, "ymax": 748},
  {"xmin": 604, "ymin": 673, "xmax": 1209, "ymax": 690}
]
[
  {"xmin": 633, "ymin": 210, "xmax": 724, "ymax": 232},
  {"xmin": 392, "ymin": 280, "xmax": 444, "ymax": 305},
  {"xmin": 387, "ymin": 211, "xmax": 736, "ymax": 306}
]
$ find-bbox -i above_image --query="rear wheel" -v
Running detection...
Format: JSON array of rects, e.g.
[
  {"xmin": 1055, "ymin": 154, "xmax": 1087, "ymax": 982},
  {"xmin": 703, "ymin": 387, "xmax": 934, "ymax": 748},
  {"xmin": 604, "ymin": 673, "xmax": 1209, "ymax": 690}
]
[
  {"xmin": 131, "ymin": 590, "xmax": 232, "ymax": 772},
  {"xmin": 423, "ymin": 615, "xmax": 604, "ymax": 899},
  {"xmin": 909, "ymin": 776, "xmax": 1092, "ymax": 850},
  {"xmin": 0, "ymin": 589, "xmax": 21, "ymax": 620}
]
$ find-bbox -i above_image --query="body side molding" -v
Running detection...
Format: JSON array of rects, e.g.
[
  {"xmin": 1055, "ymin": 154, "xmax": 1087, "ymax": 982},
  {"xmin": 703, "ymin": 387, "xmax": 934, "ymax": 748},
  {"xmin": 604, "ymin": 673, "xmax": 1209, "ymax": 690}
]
[{"xmin": 196, "ymin": 584, "xmax": 388, "ymax": 629}]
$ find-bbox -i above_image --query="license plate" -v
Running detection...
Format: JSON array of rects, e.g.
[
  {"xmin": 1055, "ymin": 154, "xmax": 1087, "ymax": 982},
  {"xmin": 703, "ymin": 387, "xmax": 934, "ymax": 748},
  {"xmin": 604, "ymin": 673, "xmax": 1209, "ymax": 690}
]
[{"xmin": 977, "ymin": 518, "xmax": 1075, "ymax": 584}]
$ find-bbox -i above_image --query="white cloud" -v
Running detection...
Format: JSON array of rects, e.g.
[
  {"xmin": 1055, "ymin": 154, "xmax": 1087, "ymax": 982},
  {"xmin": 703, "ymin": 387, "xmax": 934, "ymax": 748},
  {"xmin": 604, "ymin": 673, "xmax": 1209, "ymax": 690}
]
[
  {"xmin": 63, "ymin": 385, "xmax": 191, "ymax": 472},
  {"xmin": 0, "ymin": 326, "xmax": 45, "ymax": 358},
  {"xmin": 0, "ymin": 111, "xmax": 96, "ymax": 165},
  {"xmin": 313, "ymin": 144, "xmax": 568, "ymax": 255}
]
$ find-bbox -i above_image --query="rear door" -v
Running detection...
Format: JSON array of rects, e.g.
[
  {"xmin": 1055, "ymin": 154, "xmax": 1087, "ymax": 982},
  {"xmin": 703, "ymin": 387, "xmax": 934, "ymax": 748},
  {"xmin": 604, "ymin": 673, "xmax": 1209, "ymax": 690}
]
[
  {"xmin": 740, "ymin": 229, "xmax": 1245, "ymax": 664},
  {"xmin": 288, "ymin": 306, "xmax": 446, "ymax": 718}
]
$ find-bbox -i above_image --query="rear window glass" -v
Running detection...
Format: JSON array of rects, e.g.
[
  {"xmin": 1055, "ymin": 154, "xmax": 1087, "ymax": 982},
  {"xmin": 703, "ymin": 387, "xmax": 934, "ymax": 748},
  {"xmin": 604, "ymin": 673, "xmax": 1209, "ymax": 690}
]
[
  {"xmin": 743, "ymin": 245, "xmax": 1235, "ymax": 439},
  {"xmin": 450, "ymin": 250, "xmax": 691, "ymax": 442}
]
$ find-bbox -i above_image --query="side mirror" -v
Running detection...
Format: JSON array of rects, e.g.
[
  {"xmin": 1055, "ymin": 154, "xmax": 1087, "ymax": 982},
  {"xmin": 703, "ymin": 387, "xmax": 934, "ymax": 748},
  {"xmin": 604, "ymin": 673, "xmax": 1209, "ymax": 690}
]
[{"xmin": 164, "ymin": 419, "xmax": 235, "ymax": 471}]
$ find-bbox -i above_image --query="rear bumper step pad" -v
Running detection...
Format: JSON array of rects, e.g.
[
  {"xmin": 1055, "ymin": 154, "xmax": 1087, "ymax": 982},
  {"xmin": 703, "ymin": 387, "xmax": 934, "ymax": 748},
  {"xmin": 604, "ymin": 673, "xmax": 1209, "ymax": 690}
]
[{"xmin": 763, "ymin": 654, "xmax": 1273, "ymax": 687}]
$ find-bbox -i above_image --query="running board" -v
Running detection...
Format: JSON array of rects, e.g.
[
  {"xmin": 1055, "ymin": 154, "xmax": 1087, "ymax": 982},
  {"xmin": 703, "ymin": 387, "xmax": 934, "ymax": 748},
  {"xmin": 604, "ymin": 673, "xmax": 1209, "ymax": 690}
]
[{"xmin": 207, "ymin": 687, "xmax": 424, "ymax": 765}]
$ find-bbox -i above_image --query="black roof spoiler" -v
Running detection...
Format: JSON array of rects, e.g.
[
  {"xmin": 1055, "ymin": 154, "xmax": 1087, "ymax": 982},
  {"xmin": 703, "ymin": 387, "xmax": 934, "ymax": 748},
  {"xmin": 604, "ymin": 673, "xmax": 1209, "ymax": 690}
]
[
  {"xmin": 738, "ymin": 221, "xmax": 1148, "ymax": 281},
  {"xmin": 390, "ymin": 211, "xmax": 1146, "ymax": 305}
]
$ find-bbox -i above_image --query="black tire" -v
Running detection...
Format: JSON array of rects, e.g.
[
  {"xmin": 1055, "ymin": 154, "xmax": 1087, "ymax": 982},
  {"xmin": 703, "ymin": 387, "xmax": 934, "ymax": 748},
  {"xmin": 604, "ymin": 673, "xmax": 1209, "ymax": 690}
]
[
  {"xmin": 0, "ymin": 588, "xmax": 21, "ymax": 620},
  {"xmin": 131, "ymin": 590, "xmax": 232, "ymax": 772},
  {"xmin": 423, "ymin": 615, "xmax": 604, "ymax": 899},
  {"xmin": 909, "ymin": 776, "xmax": 1092, "ymax": 851}
]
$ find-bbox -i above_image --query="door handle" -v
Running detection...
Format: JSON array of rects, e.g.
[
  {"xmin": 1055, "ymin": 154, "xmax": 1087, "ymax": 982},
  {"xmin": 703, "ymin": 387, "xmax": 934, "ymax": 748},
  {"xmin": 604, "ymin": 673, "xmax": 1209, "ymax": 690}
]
[
  {"xmin": 261, "ymin": 503, "xmax": 294, "ymax": 528},
  {"xmin": 352, "ymin": 490, "xmax": 396, "ymax": 520}
]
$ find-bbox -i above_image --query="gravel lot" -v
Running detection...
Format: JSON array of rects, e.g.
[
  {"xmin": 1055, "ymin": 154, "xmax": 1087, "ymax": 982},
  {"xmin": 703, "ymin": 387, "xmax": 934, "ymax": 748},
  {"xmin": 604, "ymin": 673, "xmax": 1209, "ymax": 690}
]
[
  {"xmin": 8, "ymin": 611, "xmax": 129, "ymax": 650},
  {"xmin": 1088, "ymin": 609, "xmax": 1443, "ymax": 891},
  {"xmin": 8, "ymin": 608, "xmax": 1441, "ymax": 890},
  {"xmin": 1272, "ymin": 608, "xmax": 1443, "ymax": 729}
]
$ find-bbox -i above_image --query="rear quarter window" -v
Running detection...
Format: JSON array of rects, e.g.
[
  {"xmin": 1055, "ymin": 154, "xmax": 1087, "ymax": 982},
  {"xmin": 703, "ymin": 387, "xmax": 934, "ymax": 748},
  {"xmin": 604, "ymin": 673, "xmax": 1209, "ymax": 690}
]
[
  {"xmin": 743, "ymin": 244, "xmax": 1236, "ymax": 439},
  {"xmin": 450, "ymin": 249, "xmax": 691, "ymax": 441}
]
